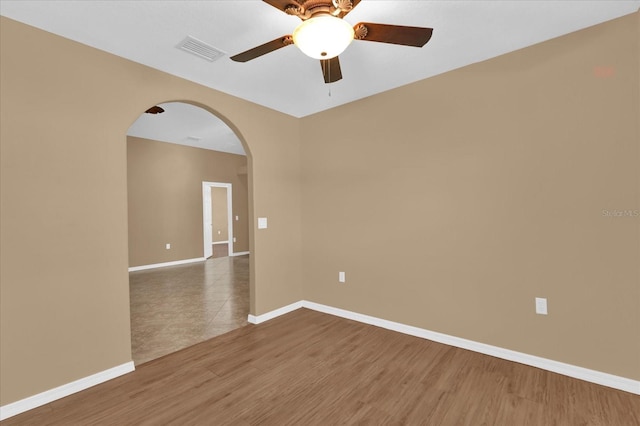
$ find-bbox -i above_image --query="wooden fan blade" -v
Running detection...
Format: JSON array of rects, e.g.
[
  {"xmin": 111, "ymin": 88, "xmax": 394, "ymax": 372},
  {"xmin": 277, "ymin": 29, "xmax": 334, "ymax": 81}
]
[
  {"xmin": 320, "ymin": 57, "xmax": 342, "ymax": 84},
  {"xmin": 354, "ymin": 23, "xmax": 433, "ymax": 47},
  {"xmin": 145, "ymin": 106, "xmax": 164, "ymax": 114},
  {"xmin": 230, "ymin": 36, "xmax": 293, "ymax": 62}
]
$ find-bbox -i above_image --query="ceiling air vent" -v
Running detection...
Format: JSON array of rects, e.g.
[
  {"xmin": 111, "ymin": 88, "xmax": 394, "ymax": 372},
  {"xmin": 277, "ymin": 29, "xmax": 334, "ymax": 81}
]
[{"xmin": 176, "ymin": 36, "xmax": 226, "ymax": 62}]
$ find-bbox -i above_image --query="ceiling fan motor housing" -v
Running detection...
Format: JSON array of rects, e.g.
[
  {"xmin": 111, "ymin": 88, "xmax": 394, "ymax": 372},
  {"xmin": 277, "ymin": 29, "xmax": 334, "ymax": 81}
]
[{"xmin": 285, "ymin": 0, "xmax": 354, "ymax": 20}]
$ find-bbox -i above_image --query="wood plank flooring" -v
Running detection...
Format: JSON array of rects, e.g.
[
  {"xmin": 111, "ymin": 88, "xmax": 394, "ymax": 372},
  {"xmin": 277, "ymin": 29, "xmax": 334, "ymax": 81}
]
[{"xmin": 3, "ymin": 308, "xmax": 639, "ymax": 425}]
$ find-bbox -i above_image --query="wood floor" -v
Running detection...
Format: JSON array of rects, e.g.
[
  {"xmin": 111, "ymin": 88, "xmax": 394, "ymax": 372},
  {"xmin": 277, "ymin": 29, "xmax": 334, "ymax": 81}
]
[{"xmin": 4, "ymin": 309, "xmax": 639, "ymax": 425}]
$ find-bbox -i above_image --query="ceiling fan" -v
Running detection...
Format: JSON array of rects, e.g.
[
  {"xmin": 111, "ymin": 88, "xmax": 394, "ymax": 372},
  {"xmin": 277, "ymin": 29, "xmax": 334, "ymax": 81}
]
[{"xmin": 230, "ymin": 0, "xmax": 433, "ymax": 84}]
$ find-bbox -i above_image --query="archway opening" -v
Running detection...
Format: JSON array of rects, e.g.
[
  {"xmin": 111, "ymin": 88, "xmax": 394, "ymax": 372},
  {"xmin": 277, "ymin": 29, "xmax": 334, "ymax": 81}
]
[{"xmin": 126, "ymin": 101, "xmax": 251, "ymax": 365}]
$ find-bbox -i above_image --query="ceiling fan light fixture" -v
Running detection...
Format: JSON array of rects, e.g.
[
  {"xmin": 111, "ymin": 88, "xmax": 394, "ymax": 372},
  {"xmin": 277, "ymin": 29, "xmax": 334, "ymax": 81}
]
[{"xmin": 292, "ymin": 14, "xmax": 354, "ymax": 60}]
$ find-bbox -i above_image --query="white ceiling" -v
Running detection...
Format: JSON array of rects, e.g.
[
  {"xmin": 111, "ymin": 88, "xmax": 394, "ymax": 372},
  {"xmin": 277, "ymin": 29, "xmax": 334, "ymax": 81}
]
[
  {"xmin": 2, "ymin": 1, "xmax": 638, "ymax": 153},
  {"xmin": 128, "ymin": 102, "xmax": 246, "ymax": 155}
]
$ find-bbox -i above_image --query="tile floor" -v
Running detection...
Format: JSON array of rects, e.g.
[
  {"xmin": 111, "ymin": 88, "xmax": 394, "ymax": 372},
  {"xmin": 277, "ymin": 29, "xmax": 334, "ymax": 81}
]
[
  {"xmin": 129, "ymin": 255, "xmax": 249, "ymax": 365},
  {"xmin": 212, "ymin": 243, "xmax": 229, "ymax": 258}
]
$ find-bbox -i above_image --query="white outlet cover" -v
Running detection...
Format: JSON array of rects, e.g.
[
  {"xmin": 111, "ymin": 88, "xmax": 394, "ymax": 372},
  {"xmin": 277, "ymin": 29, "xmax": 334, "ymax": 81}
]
[
  {"xmin": 535, "ymin": 297, "xmax": 548, "ymax": 315},
  {"xmin": 165, "ymin": 243, "xmax": 171, "ymax": 250},
  {"xmin": 258, "ymin": 217, "xmax": 268, "ymax": 229},
  {"xmin": 339, "ymin": 272, "xmax": 346, "ymax": 283}
]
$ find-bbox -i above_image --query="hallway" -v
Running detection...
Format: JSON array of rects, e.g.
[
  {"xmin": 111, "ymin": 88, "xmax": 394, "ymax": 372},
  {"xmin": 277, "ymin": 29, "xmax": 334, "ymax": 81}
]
[{"xmin": 129, "ymin": 255, "xmax": 249, "ymax": 365}]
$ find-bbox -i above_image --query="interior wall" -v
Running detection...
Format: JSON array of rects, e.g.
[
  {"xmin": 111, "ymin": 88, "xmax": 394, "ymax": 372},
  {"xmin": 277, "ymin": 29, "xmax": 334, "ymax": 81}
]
[
  {"xmin": 1, "ymin": 9, "xmax": 637, "ymax": 410},
  {"xmin": 212, "ymin": 187, "xmax": 229, "ymax": 243},
  {"xmin": 300, "ymin": 12, "xmax": 639, "ymax": 380},
  {"xmin": 0, "ymin": 16, "xmax": 303, "ymax": 406},
  {"xmin": 127, "ymin": 136, "xmax": 245, "ymax": 266}
]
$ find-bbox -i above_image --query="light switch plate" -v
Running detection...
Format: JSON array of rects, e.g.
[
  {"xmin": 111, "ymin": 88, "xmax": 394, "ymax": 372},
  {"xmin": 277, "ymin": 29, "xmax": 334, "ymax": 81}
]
[
  {"xmin": 339, "ymin": 271, "xmax": 346, "ymax": 283},
  {"xmin": 258, "ymin": 217, "xmax": 268, "ymax": 229},
  {"xmin": 535, "ymin": 297, "xmax": 548, "ymax": 315}
]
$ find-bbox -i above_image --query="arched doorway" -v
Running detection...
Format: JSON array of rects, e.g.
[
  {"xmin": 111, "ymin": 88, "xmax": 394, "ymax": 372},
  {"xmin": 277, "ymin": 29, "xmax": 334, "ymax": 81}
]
[{"xmin": 126, "ymin": 101, "xmax": 251, "ymax": 365}]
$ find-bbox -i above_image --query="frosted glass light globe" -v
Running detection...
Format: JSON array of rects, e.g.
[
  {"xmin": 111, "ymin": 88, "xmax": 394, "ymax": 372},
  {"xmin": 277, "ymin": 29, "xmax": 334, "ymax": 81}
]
[{"xmin": 292, "ymin": 14, "xmax": 355, "ymax": 60}]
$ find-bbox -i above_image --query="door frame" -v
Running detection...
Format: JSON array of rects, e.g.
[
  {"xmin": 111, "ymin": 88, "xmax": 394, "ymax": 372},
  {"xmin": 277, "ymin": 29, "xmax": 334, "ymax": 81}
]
[{"xmin": 202, "ymin": 181, "xmax": 233, "ymax": 258}]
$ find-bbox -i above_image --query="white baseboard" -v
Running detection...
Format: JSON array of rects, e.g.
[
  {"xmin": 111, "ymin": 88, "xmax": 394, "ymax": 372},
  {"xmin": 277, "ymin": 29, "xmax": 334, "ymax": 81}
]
[
  {"xmin": 128, "ymin": 257, "xmax": 205, "ymax": 272},
  {"xmin": 248, "ymin": 301, "xmax": 304, "ymax": 324},
  {"xmin": 0, "ymin": 361, "xmax": 135, "ymax": 421},
  {"xmin": 230, "ymin": 251, "xmax": 250, "ymax": 257},
  {"xmin": 250, "ymin": 300, "xmax": 640, "ymax": 395}
]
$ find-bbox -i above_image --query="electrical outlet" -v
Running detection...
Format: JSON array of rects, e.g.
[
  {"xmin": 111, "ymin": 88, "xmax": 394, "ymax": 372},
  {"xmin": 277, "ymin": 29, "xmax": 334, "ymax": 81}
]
[
  {"xmin": 535, "ymin": 297, "xmax": 548, "ymax": 315},
  {"xmin": 233, "ymin": 237, "xmax": 237, "ymax": 243},
  {"xmin": 165, "ymin": 243, "xmax": 171, "ymax": 250},
  {"xmin": 339, "ymin": 271, "xmax": 346, "ymax": 283}
]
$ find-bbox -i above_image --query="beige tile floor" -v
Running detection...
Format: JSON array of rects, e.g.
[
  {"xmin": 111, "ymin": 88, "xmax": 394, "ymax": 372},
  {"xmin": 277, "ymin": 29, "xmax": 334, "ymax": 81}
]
[{"xmin": 129, "ymin": 255, "xmax": 249, "ymax": 365}]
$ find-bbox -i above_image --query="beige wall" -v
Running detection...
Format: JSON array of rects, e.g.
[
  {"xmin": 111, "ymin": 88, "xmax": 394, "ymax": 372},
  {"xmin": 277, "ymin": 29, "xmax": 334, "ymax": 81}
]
[
  {"xmin": 127, "ymin": 136, "xmax": 246, "ymax": 266},
  {"xmin": 300, "ymin": 12, "xmax": 639, "ymax": 380},
  {"xmin": 0, "ymin": 16, "xmax": 302, "ymax": 406},
  {"xmin": 212, "ymin": 187, "xmax": 229, "ymax": 243}
]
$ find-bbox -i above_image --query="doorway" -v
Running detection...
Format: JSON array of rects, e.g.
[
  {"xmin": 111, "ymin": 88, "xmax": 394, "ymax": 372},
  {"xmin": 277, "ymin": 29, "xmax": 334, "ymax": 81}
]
[
  {"xmin": 202, "ymin": 182, "xmax": 233, "ymax": 259},
  {"xmin": 127, "ymin": 101, "xmax": 250, "ymax": 365}
]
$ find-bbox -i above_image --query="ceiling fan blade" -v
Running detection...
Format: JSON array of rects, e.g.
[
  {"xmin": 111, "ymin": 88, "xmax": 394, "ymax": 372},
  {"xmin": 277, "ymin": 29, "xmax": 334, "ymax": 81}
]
[
  {"xmin": 145, "ymin": 106, "xmax": 164, "ymax": 114},
  {"xmin": 320, "ymin": 57, "xmax": 342, "ymax": 84},
  {"xmin": 230, "ymin": 36, "xmax": 293, "ymax": 62},
  {"xmin": 354, "ymin": 23, "xmax": 433, "ymax": 47}
]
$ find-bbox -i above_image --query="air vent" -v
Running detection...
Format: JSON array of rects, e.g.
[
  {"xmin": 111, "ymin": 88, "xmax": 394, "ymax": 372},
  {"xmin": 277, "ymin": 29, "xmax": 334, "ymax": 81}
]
[
  {"xmin": 186, "ymin": 136, "xmax": 202, "ymax": 142},
  {"xmin": 176, "ymin": 36, "xmax": 226, "ymax": 62}
]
